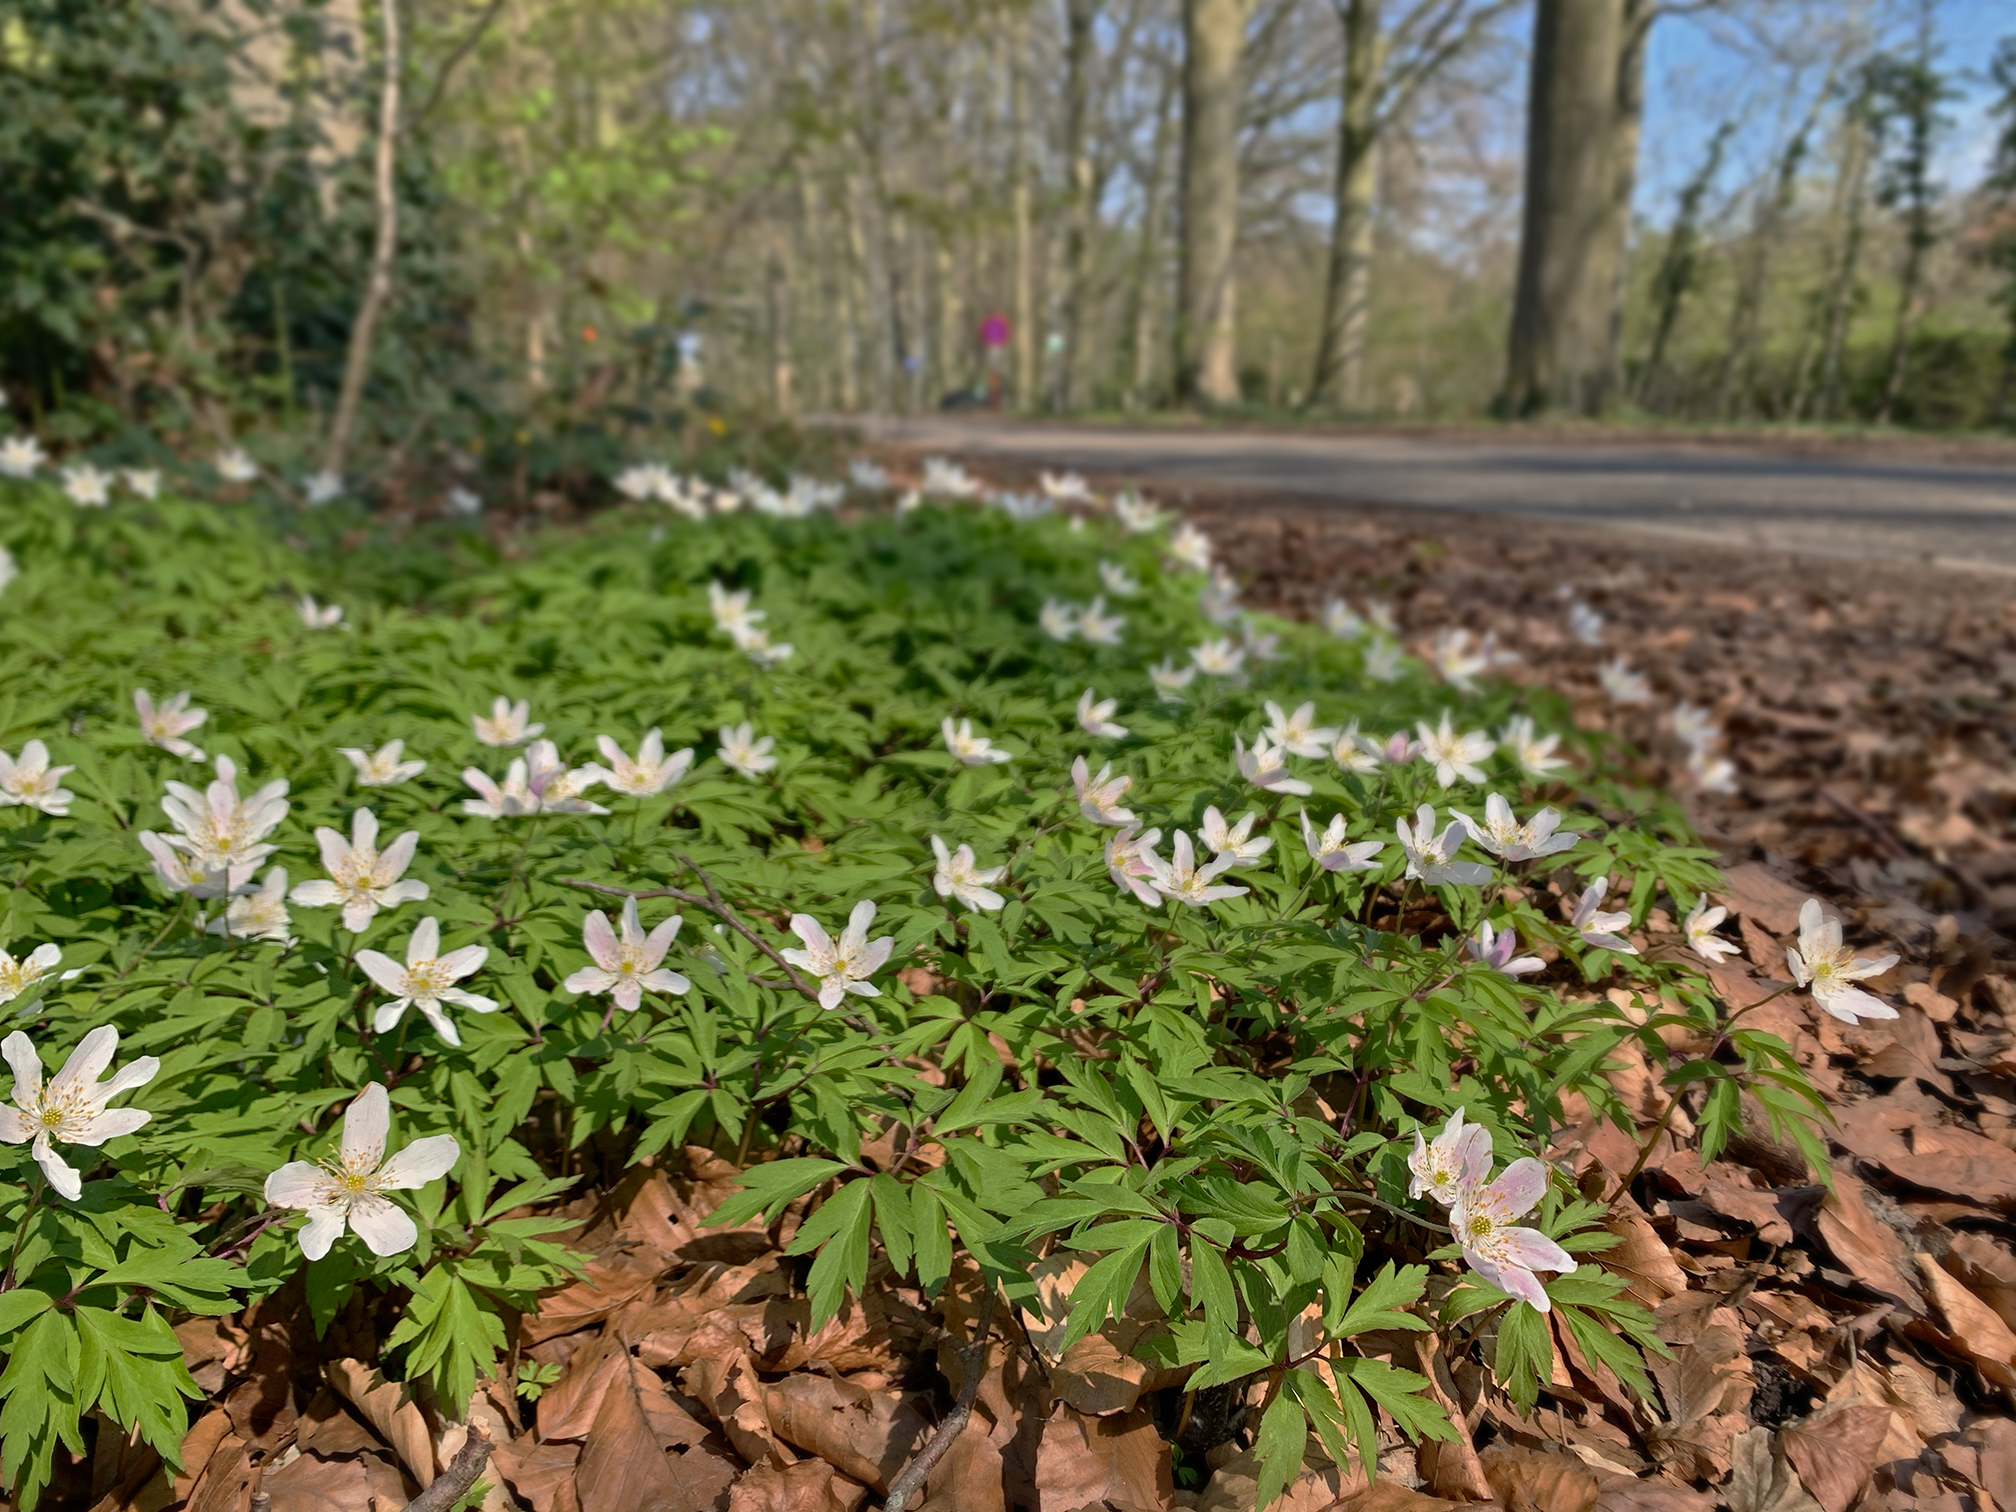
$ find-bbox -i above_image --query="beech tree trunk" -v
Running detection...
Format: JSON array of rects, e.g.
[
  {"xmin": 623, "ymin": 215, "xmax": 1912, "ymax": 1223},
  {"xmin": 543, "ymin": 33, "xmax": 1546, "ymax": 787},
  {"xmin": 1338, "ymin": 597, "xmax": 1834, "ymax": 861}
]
[
  {"xmin": 1812, "ymin": 111, "xmax": 1873, "ymax": 421},
  {"xmin": 1058, "ymin": 0, "xmax": 1100, "ymax": 411},
  {"xmin": 1009, "ymin": 7, "xmax": 1036, "ymax": 410},
  {"xmin": 323, "ymin": 0, "xmax": 400, "ymax": 478},
  {"xmin": 1504, "ymin": 0, "xmax": 1626, "ymax": 417},
  {"xmin": 1177, "ymin": 0, "xmax": 1247, "ymax": 406},
  {"xmin": 1594, "ymin": 0, "xmax": 1650, "ymax": 411},
  {"xmin": 1123, "ymin": 66, "xmax": 1178, "ymax": 408},
  {"xmin": 1307, "ymin": 0, "xmax": 1383, "ymax": 411}
]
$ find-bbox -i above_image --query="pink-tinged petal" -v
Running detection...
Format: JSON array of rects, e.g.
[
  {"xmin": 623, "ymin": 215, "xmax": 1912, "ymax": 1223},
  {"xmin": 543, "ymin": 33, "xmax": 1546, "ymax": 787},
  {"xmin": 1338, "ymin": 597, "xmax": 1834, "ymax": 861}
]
[
  {"xmin": 350, "ymin": 807, "xmax": 380, "ymax": 854},
  {"xmin": 1486, "ymin": 1157, "xmax": 1549, "ymax": 1220},
  {"xmin": 436, "ymin": 945, "xmax": 488, "ymax": 980},
  {"xmin": 340, "ymin": 1084, "xmax": 390, "ymax": 1168},
  {"xmin": 642, "ymin": 968, "xmax": 690, "ymax": 996},
  {"xmin": 817, "ymin": 981, "xmax": 846, "ymax": 1010},
  {"xmin": 50, "ymin": 1026, "xmax": 119, "ymax": 1096},
  {"xmin": 618, "ymin": 895, "xmax": 644, "ymax": 944},
  {"xmin": 289, "ymin": 879, "xmax": 343, "ymax": 908},
  {"xmin": 1456, "ymin": 1125, "xmax": 1494, "ymax": 1185},
  {"xmin": 789, "ymin": 915, "xmax": 833, "ymax": 953},
  {"xmin": 372, "ymin": 1000, "xmax": 411, "ymax": 1034},
  {"xmin": 298, "ymin": 1205, "xmax": 347, "ymax": 1260},
  {"xmin": 314, "ymin": 825, "xmax": 352, "ymax": 875},
  {"xmin": 33, "ymin": 1136, "xmax": 82, "ymax": 1200},
  {"xmin": 348, "ymin": 1194, "xmax": 419, "ymax": 1256},
  {"xmin": 264, "ymin": 1161, "xmax": 327, "ymax": 1208},
  {"xmin": 341, "ymin": 899, "xmax": 380, "ymax": 933},
  {"xmin": 413, "ymin": 998, "xmax": 463, "ymax": 1046},
  {"xmin": 405, "ymin": 917, "xmax": 441, "ymax": 965},
  {"xmin": 857, "ymin": 936, "xmax": 896, "ymax": 975},
  {"xmin": 596, "ymin": 734, "xmax": 623, "ymax": 765},
  {"xmin": 356, "ymin": 951, "xmax": 409, "ymax": 997},
  {"xmin": 376, "ymin": 1134, "xmax": 459, "ymax": 1189},
  {"xmin": 642, "ymin": 916, "xmax": 682, "ymax": 968},
  {"xmin": 1500, "ymin": 1226, "xmax": 1578, "ymax": 1276},
  {"xmin": 582, "ymin": 910, "xmax": 620, "ymax": 970},
  {"xmin": 1494, "ymin": 1259, "xmax": 1553, "ymax": 1312},
  {"xmin": 564, "ymin": 967, "xmax": 618, "ymax": 995},
  {"xmin": 1, "ymin": 1032, "xmax": 43, "ymax": 1101},
  {"xmin": 1462, "ymin": 1248, "xmax": 1511, "ymax": 1297},
  {"xmin": 612, "ymin": 979, "xmax": 643, "ymax": 1012},
  {"xmin": 372, "ymin": 829, "xmax": 420, "ymax": 885},
  {"xmin": 66, "ymin": 1107, "xmax": 149, "ymax": 1146}
]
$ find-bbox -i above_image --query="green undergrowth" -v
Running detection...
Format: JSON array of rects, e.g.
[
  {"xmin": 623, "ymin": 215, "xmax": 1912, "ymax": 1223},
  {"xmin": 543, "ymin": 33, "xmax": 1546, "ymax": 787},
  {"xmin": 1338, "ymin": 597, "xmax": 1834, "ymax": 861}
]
[{"xmin": 0, "ymin": 475, "xmax": 1825, "ymax": 1509}]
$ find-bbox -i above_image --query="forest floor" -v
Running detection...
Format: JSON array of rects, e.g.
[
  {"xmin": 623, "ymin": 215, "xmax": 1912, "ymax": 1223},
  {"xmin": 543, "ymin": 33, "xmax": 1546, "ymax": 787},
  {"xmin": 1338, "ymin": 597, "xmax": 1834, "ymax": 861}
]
[{"xmin": 134, "ymin": 469, "xmax": 2016, "ymax": 1512}]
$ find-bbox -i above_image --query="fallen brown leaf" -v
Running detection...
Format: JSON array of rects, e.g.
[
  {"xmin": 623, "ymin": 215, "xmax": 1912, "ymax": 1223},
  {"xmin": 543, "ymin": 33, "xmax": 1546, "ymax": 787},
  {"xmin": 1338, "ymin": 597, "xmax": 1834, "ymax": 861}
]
[
  {"xmin": 324, "ymin": 1357, "xmax": 438, "ymax": 1486},
  {"xmin": 762, "ymin": 1373, "xmax": 929, "ymax": 1492},
  {"xmin": 1724, "ymin": 1428, "xmax": 1822, "ymax": 1512},
  {"xmin": 576, "ymin": 1346, "xmax": 689, "ymax": 1512},
  {"xmin": 727, "ymin": 1459, "xmax": 870, "ymax": 1512},
  {"xmin": 1912, "ymin": 1253, "xmax": 2016, "ymax": 1388},
  {"xmin": 1599, "ymin": 1199, "xmax": 1689, "ymax": 1307},
  {"xmin": 1778, "ymin": 1404, "xmax": 1892, "ymax": 1512},
  {"xmin": 491, "ymin": 1439, "xmax": 584, "ymax": 1512},
  {"xmin": 260, "ymin": 1446, "xmax": 417, "ymax": 1512},
  {"xmin": 1480, "ymin": 1445, "xmax": 1599, "ymax": 1512}
]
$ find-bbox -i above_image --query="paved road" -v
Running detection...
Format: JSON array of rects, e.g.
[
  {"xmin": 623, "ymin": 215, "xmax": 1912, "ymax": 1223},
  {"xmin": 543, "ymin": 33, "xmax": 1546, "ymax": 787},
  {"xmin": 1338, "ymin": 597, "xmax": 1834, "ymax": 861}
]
[{"xmin": 854, "ymin": 415, "xmax": 2016, "ymax": 573}]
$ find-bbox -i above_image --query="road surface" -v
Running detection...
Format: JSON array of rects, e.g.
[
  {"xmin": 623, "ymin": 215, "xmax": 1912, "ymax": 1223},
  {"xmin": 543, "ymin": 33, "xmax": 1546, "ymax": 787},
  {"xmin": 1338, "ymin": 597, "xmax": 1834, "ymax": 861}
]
[{"xmin": 853, "ymin": 416, "xmax": 2016, "ymax": 573}]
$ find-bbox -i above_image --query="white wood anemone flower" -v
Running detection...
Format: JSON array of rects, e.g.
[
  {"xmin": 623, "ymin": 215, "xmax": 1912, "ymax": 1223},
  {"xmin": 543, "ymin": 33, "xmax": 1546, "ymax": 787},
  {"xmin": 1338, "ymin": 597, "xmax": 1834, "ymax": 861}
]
[
  {"xmin": 341, "ymin": 740, "xmax": 428, "ymax": 788},
  {"xmin": 1499, "ymin": 716, "xmax": 1567, "ymax": 780},
  {"xmin": 1233, "ymin": 735, "xmax": 1311, "ymax": 797},
  {"xmin": 214, "ymin": 446, "xmax": 259, "ymax": 483},
  {"xmin": 0, "ymin": 1027, "xmax": 158, "ymax": 1200},
  {"xmin": 1142, "ymin": 830, "xmax": 1248, "ymax": 909},
  {"xmin": 297, "ymin": 595, "xmax": 343, "ymax": 629},
  {"xmin": 1450, "ymin": 1159, "xmax": 1578, "ymax": 1312},
  {"xmin": 157, "ymin": 754, "xmax": 291, "ymax": 877},
  {"xmin": 1147, "ymin": 658, "xmax": 1196, "ymax": 703},
  {"xmin": 942, "ymin": 717, "xmax": 1010, "ymax": 766},
  {"xmin": 1097, "ymin": 561, "xmax": 1139, "ymax": 598},
  {"xmin": 589, "ymin": 729, "xmax": 694, "ymax": 798},
  {"xmin": 1167, "ymin": 522, "xmax": 1212, "ymax": 573},
  {"xmin": 929, "ymin": 836, "xmax": 1007, "ymax": 912},
  {"xmin": 1786, "ymin": 898, "xmax": 1899, "ymax": 1025},
  {"xmin": 1189, "ymin": 638, "xmax": 1244, "ymax": 678},
  {"xmin": 290, "ymin": 808, "xmax": 428, "ymax": 931},
  {"xmin": 1201, "ymin": 806, "xmax": 1272, "ymax": 866},
  {"xmin": 207, "ymin": 866, "xmax": 293, "ymax": 945},
  {"xmin": 1683, "ymin": 897, "xmax": 1743, "ymax": 966},
  {"xmin": 1071, "ymin": 756, "xmax": 1135, "ymax": 826},
  {"xmin": 0, "ymin": 740, "xmax": 77, "ymax": 816},
  {"xmin": 264, "ymin": 1083, "xmax": 459, "ymax": 1260},
  {"xmin": 1407, "ymin": 1108, "xmax": 1491, "ymax": 1207},
  {"xmin": 472, "ymin": 696, "xmax": 542, "ymax": 748},
  {"xmin": 134, "ymin": 688, "xmax": 207, "ymax": 760},
  {"xmin": 0, "ymin": 435, "xmax": 46, "ymax": 478},
  {"xmin": 1415, "ymin": 711, "xmax": 1495, "ymax": 789},
  {"xmin": 781, "ymin": 901, "xmax": 895, "ymax": 1010},
  {"xmin": 1038, "ymin": 598, "xmax": 1079, "ymax": 642},
  {"xmin": 61, "ymin": 463, "xmax": 112, "ymax": 507},
  {"xmin": 358, "ymin": 916, "xmax": 495, "ymax": 1046},
  {"xmin": 1566, "ymin": 878, "xmax": 1637, "ymax": 955},
  {"xmin": 1105, "ymin": 826, "xmax": 1164, "ymax": 907},
  {"xmin": 303, "ymin": 471, "xmax": 345, "ymax": 506},
  {"xmin": 1112, "ymin": 491, "xmax": 1164, "ymax": 533},
  {"xmin": 1467, "ymin": 921, "xmax": 1545, "ymax": 978},
  {"xmin": 121, "ymin": 468, "xmax": 161, "ymax": 501},
  {"xmin": 1076, "ymin": 689, "xmax": 1128, "ymax": 740},
  {"xmin": 1452, "ymin": 793, "xmax": 1579, "ymax": 863},
  {"xmin": 1396, "ymin": 804, "xmax": 1492, "ymax": 887},
  {"xmin": 1262, "ymin": 700, "xmax": 1337, "ymax": 759},
  {"xmin": 0, "ymin": 943, "xmax": 84, "ymax": 1006},
  {"xmin": 1300, "ymin": 811, "xmax": 1382, "ymax": 874},
  {"xmin": 717, "ymin": 722, "xmax": 777, "ymax": 780},
  {"xmin": 564, "ymin": 897, "xmax": 690, "ymax": 1011},
  {"xmin": 1077, "ymin": 596, "xmax": 1126, "ymax": 646}
]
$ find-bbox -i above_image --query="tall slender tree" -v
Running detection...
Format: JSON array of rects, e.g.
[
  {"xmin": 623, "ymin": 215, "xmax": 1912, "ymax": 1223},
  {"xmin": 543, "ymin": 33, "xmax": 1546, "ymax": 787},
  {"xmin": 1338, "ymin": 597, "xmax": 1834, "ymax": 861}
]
[
  {"xmin": 1632, "ymin": 120, "xmax": 1730, "ymax": 408},
  {"xmin": 1865, "ymin": 34, "xmax": 1950, "ymax": 425},
  {"xmin": 1176, "ymin": 0, "xmax": 1250, "ymax": 405}
]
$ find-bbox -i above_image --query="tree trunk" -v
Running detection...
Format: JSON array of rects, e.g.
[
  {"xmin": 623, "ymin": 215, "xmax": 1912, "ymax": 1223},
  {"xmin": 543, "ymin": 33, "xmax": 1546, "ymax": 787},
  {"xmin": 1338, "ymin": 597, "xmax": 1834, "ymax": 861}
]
[
  {"xmin": 1009, "ymin": 7, "xmax": 1036, "ymax": 410},
  {"xmin": 323, "ymin": 0, "xmax": 401, "ymax": 479},
  {"xmin": 1713, "ymin": 101, "xmax": 1819, "ymax": 418},
  {"xmin": 935, "ymin": 234, "xmax": 963, "ymax": 401},
  {"xmin": 1632, "ymin": 121, "xmax": 1728, "ymax": 410},
  {"xmin": 1812, "ymin": 110, "xmax": 1872, "ymax": 421},
  {"xmin": 1503, "ymin": 0, "xmax": 1626, "ymax": 417},
  {"xmin": 1123, "ymin": 66, "xmax": 1178, "ymax": 408},
  {"xmin": 1058, "ymin": 0, "xmax": 1100, "ymax": 411},
  {"xmin": 1177, "ymin": 0, "xmax": 1247, "ymax": 406},
  {"xmin": 1592, "ymin": 0, "xmax": 1649, "ymax": 411},
  {"xmin": 767, "ymin": 233, "xmax": 794, "ymax": 415},
  {"xmin": 1307, "ymin": 0, "xmax": 1383, "ymax": 410}
]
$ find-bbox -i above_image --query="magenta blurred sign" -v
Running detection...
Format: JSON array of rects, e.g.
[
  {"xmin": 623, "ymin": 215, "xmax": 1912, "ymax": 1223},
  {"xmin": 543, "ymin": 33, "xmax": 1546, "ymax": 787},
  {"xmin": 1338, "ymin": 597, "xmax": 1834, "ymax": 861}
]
[{"xmin": 979, "ymin": 313, "xmax": 1011, "ymax": 349}]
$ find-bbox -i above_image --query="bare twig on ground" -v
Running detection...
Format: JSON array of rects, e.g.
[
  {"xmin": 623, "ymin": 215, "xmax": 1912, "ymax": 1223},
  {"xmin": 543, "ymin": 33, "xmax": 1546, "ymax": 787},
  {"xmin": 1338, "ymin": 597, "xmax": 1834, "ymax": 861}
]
[
  {"xmin": 884, "ymin": 1289, "xmax": 998, "ymax": 1512},
  {"xmin": 399, "ymin": 1427, "xmax": 493, "ymax": 1512}
]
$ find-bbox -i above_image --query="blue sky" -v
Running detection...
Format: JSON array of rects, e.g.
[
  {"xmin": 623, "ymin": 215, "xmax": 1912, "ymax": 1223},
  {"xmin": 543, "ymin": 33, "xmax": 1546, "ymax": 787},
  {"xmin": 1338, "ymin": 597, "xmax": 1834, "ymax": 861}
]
[{"xmin": 1635, "ymin": 0, "xmax": 2010, "ymax": 220}]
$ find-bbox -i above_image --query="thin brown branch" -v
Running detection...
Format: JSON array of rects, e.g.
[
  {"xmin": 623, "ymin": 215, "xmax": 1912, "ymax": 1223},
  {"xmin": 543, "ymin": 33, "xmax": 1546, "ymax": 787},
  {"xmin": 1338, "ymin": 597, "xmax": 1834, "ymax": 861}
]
[
  {"xmin": 884, "ymin": 1289, "xmax": 997, "ymax": 1512},
  {"xmin": 407, "ymin": 0, "xmax": 510, "ymax": 131},
  {"xmin": 399, "ymin": 1426, "xmax": 493, "ymax": 1512}
]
